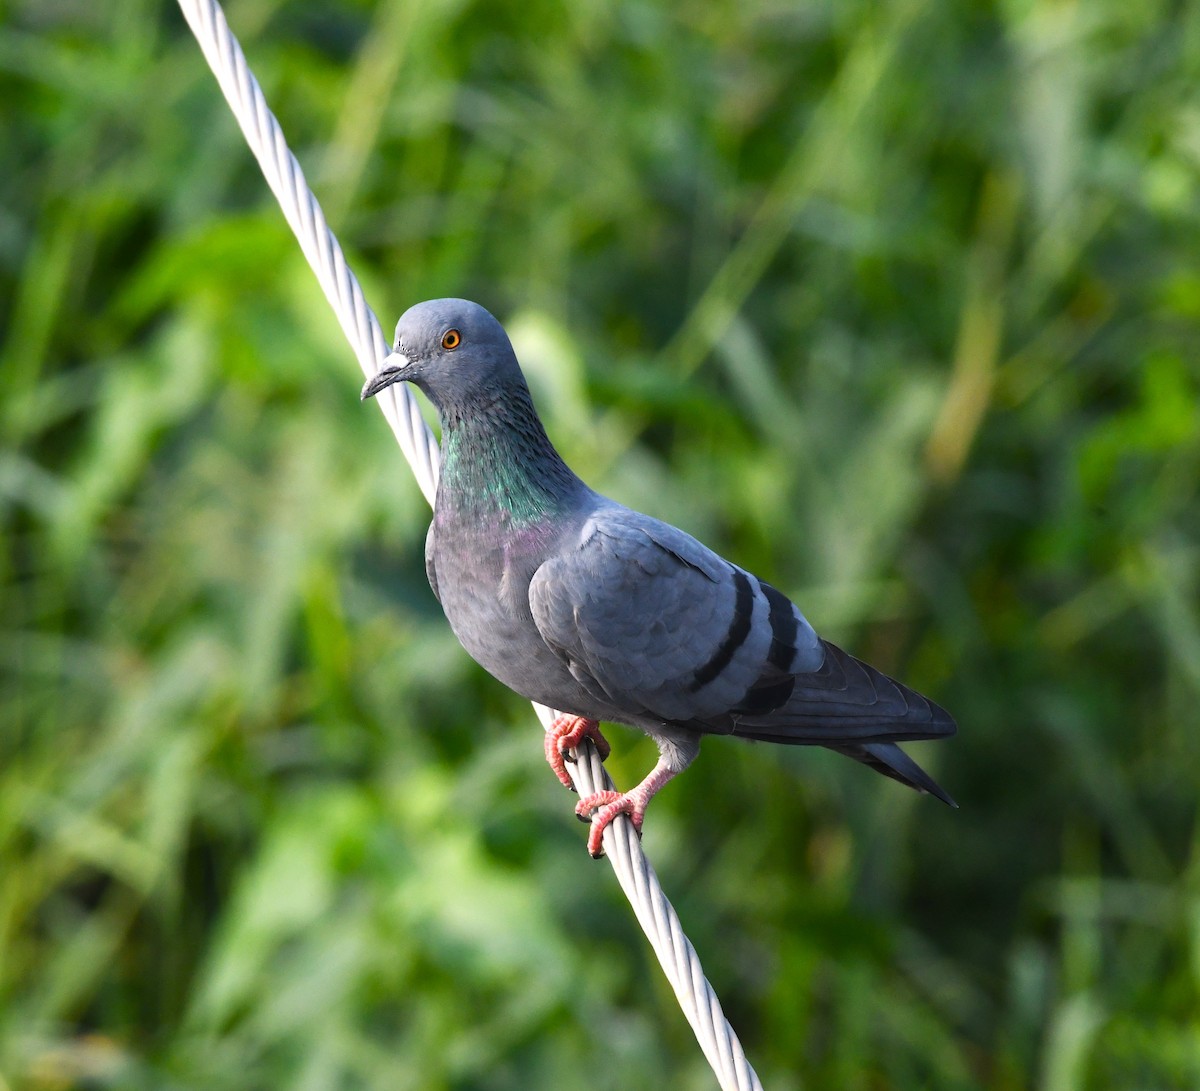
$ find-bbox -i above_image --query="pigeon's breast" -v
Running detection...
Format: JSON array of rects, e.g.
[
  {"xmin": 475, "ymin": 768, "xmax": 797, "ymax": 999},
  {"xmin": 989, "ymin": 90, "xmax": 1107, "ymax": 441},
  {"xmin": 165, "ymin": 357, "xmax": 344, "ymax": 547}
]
[{"xmin": 430, "ymin": 513, "xmax": 614, "ymax": 718}]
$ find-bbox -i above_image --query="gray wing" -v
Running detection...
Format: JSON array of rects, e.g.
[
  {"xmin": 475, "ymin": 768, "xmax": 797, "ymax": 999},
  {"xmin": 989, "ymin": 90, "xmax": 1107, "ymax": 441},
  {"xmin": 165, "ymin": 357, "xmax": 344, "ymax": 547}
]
[
  {"xmin": 425, "ymin": 522, "xmax": 440, "ymax": 604},
  {"xmin": 528, "ymin": 506, "xmax": 955, "ymax": 747},
  {"xmin": 529, "ymin": 506, "xmax": 823, "ymax": 727}
]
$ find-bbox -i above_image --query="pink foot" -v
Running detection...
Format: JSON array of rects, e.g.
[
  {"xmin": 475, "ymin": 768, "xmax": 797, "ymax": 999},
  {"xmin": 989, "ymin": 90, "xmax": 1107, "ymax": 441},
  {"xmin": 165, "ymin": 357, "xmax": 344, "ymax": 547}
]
[
  {"xmin": 544, "ymin": 715, "xmax": 611, "ymax": 790},
  {"xmin": 575, "ymin": 791, "xmax": 645, "ymax": 858},
  {"xmin": 574, "ymin": 759, "xmax": 678, "ymax": 858}
]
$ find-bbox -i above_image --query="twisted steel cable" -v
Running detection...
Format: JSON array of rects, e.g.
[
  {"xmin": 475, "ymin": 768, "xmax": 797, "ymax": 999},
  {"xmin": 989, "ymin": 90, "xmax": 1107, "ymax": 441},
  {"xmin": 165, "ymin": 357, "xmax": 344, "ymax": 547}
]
[{"xmin": 175, "ymin": 3, "xmax": 764, "ymax": 1087}]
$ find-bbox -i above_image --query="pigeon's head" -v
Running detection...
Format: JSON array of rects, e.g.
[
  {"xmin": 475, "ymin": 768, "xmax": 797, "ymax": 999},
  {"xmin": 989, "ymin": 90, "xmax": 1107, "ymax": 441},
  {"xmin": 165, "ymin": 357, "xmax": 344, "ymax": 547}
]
[{"xmin": 360, "ymin": 298, "xmax": 524, "ymax": 418}]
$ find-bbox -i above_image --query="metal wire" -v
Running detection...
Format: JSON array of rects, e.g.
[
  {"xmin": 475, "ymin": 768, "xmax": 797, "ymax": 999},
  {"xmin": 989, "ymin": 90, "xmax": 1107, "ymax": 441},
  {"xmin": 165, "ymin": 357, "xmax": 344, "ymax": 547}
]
[{"xmin": 175, "ymin": 3, "xmax": 764, "ymax": 1087}]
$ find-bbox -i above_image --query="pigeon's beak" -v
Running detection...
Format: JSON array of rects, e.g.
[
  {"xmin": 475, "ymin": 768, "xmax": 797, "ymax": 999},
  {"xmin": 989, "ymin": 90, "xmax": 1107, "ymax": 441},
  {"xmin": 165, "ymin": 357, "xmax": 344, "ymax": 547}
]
[{"xmin": 360, "ymin": 352, "xmax": 412, "ymax": 401}]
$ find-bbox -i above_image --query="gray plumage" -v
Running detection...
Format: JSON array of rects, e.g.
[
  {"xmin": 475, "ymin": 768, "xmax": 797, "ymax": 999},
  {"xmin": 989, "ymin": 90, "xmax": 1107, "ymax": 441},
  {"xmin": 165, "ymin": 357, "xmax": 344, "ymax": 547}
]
[{"xmin": 363, "ymin": 298, "xmax": 956, "ymax": 845}]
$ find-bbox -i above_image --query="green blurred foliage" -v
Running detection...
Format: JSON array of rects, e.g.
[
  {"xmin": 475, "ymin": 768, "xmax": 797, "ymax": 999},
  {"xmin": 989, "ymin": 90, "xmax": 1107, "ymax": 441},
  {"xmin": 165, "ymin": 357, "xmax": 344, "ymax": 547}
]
[{"xmin": 3, "ymin": 0, "xmax": 1200, "ymax": 1087}]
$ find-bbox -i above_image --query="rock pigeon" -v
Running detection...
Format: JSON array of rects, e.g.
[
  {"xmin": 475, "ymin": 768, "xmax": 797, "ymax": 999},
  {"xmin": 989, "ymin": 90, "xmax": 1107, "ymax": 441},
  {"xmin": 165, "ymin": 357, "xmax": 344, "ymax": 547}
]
[{"xmin": 363, "ymin": 299, "xmax": 957, "ymax": 857}]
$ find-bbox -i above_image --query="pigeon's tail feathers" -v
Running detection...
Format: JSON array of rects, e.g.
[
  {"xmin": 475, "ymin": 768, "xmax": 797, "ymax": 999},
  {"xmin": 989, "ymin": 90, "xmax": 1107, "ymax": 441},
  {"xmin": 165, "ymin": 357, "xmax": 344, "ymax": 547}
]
[
  {"xmin": 837, "ymin": 741, "xmax": 957, "ymax": 807},
  {"xmin": 725, "ymin": 640, "xmax": 957, "ymax": 744}
]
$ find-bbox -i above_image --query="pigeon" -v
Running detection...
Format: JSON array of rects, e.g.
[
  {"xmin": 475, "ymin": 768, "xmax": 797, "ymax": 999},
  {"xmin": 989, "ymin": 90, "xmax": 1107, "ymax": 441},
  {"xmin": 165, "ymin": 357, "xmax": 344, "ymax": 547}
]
[{"xmin": 363, "ymin": 299, "xmax": 957, "ymax": 857}]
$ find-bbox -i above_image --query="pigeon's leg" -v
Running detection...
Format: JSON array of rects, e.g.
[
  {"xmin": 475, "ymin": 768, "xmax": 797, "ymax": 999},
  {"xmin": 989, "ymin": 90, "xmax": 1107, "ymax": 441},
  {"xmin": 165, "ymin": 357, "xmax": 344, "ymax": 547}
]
[
  {"xmin": 544, "ymin": 714, "xmax": 611, "ymax": 790},
  {"xmin": 575, "ymin": 758, "xmax": 678, "ymax": 859}
]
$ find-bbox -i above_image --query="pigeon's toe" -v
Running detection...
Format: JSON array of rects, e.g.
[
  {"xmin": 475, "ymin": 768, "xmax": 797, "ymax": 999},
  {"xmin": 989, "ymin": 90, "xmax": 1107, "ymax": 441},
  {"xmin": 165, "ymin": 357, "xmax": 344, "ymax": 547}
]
[
  {"xmin": 576, "ymin": 791, "xmax": 645, "ymax": 858},
  {"xmin": 545, "ymin": 715, "xmax": 610, "ymax": 789}
]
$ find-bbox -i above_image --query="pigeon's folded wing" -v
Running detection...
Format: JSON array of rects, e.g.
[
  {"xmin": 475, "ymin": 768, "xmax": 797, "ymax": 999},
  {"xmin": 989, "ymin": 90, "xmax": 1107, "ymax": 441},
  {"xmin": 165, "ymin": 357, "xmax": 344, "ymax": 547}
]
[
  {"xmin": 425, "ymin": 522, "xmax": 441, "ymax": 605},
  {"xmin": 528, "ymin": 506, "xmax": 955, "ymax": 744},
  {"xmin": 527, "ymin": 507, "xmax": 817, "ymax": 728}
]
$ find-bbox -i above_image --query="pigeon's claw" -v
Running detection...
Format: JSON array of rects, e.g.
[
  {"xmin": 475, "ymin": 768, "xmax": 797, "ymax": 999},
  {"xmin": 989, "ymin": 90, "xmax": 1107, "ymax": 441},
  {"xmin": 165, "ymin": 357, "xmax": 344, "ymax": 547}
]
[
  {"xmin": 544, "ymin": 715, "xmax": 610, "ymax": 790},
  {"xmin": 575, "ymin": 791, "xmax": 643, "ymax": 857},
  {"xmin": 574, "ymin": 758, "xmax": 678, "ymax": 858}
]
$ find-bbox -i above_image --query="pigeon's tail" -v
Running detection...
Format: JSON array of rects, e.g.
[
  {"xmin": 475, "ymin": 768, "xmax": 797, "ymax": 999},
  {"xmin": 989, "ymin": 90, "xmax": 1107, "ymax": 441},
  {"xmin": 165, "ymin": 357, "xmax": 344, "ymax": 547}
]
[
  {"xmin": 835, "ymin": 741, "xmax": 958, "ymax": 808},
  {"xmin": 718, "ymin": 641, "xmax": 957, "ymax": 747}
]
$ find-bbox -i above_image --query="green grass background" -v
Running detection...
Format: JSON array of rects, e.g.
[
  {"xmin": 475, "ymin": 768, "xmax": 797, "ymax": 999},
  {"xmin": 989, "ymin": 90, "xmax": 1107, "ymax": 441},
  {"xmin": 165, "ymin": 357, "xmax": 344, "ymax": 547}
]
[{"xmin": 4, "ymin": 0, "xmax": 1200, "ymax": 1087}]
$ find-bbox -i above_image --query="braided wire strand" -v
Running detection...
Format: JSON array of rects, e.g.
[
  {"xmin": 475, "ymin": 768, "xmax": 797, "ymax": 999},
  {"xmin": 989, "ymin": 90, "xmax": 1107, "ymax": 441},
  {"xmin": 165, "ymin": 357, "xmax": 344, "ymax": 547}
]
[
  {"xmin": 180, "ymin": 0, "xmax": 438, "ymax": 501},
  {"xmin": 176, "ymin": 3, "xmax": 764, "ymax": 1088}
]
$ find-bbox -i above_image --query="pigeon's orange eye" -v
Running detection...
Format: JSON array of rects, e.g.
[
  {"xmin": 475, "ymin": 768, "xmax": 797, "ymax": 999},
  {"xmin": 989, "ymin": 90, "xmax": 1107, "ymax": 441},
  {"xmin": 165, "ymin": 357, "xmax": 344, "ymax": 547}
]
[{"xmin": 441, "ymin": 329, "xmax": 461, "ymax": 350}]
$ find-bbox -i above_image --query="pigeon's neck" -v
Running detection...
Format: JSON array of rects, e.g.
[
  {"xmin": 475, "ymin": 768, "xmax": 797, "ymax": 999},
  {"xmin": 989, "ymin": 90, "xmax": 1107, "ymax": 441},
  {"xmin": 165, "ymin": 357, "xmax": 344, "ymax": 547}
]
[{"xmin": 437, "ymin": 386, "xmax": 584, "ymax": 526}]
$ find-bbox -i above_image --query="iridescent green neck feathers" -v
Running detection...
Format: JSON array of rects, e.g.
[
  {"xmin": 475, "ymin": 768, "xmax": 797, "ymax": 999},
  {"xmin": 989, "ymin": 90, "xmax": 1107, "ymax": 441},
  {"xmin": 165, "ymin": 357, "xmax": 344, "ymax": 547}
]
[{"xmin": 437, "ymin": 386, "xmax": 583, "ymax": 526}]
